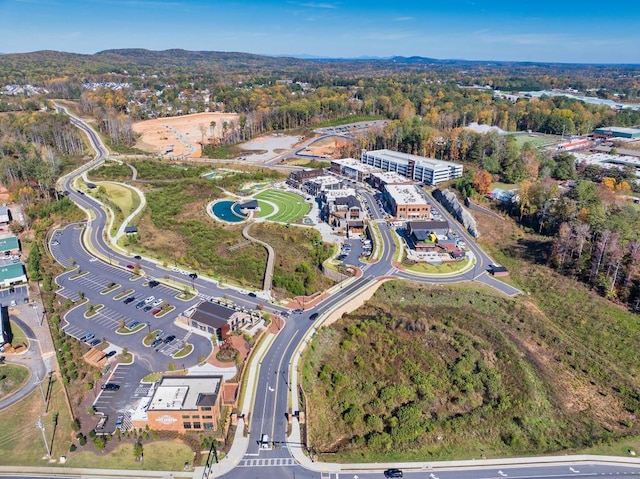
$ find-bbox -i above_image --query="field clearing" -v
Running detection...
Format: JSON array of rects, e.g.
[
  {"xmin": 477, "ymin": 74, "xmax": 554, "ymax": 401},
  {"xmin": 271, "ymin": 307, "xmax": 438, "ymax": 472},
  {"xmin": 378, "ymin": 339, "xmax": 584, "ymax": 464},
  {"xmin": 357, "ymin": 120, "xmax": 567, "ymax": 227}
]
[
  {"xmin": 132, "ymin": 112, "xmax": 239, "ymax": 158},
  {"xmin": 65, "ymin": 439, "xmax": 193, "ymax": 470},
  {"xmin": 256, "ymin": 200, "xmax": 275, "ymax": 218},
  {"xmin": 509, "ymin": 133, "xmax": 560, "ymax": 148},
  {"xmin": 0, "ymin": 364, "xmax": 30, "ymax": 399},
  {"xmin": 97, "ymin": 182, "xmax": 140, "ymax": 219},
  {"xmin": 303, "ymin": 274, "xmax": 640, "ymax": 462},
  {"xmin": 9, "ymin": 320, "xmax": 29, "ymax": 348},
  {"xmin": 0, "ymin": 378, "xmax": 73, "ymax": 464},
  {"xmin": 254, "ymin": 189, "xmax": 310, "ymax": 222}
]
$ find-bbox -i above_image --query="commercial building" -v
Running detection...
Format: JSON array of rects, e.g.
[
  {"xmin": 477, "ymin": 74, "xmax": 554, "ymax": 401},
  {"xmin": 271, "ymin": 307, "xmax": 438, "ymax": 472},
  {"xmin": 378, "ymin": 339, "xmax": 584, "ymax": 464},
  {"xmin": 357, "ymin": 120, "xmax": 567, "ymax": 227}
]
[
  {"xmin": 330, "ymin": 158, "xmax": 380, "ymax": 182},
  {"xmin": 0, "ymin": 263, "xmax": 27, "ymax": 288},
  {"xmin": 361, "ymin": 149, "xmax": 463, "ymax": 185},
  {"xmin": 370, "ymin": 171, "xmax": 414, "ymax": 190},
  {"xmin": 324, "ymin": 195, "xmax": 365, "ymax": 234},
  {"xmin": 302, "ymin": 175, "xmax": 343, "ymax": 197},
  {"xmin": 181, "ymin": 301, "xmax": 250, "ymax": 342},
  {"xmin": 384, "ymin": 185, "xmax": 431, "ymax": 220},
  {"xmin": 593, "ymin": 127, "xmax": 640, "ymax": 139},
  {"xmin": 0, "ymin": 234, "xmax": 20, "ymax": 256},
  {"xmin": 286, "ymin": 169, "xmax": 326, "ymax": 189},
  {"xmin": 131, "ymin": 375, "xmax": 226, "ymax": 433}
]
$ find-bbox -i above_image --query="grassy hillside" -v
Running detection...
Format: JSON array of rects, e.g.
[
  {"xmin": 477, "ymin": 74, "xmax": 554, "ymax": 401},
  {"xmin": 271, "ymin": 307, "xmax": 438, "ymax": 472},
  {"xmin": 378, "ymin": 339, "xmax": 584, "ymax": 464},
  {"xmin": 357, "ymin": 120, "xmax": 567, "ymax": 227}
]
[
  {"xmin": 302, "ymin": 279, "xmax": 640, "ymax": 462},
  {"xmin": 250, "ymin": 223, "xmax": 335, "ymax": 296}
]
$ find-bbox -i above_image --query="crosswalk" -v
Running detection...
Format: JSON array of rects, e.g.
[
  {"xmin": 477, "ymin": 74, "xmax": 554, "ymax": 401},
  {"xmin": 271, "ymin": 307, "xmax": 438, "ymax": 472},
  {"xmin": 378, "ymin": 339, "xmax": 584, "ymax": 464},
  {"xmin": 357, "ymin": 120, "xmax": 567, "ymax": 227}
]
[{"xmin": 239, "ymin": 457, "xmax": 296, "ymax": 467}]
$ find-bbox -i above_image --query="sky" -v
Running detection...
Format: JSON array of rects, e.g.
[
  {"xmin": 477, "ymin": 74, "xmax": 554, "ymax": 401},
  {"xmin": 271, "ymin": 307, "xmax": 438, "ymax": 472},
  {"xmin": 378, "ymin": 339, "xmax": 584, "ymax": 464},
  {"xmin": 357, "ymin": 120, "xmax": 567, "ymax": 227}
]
[{"xmin": 1, "ymin": 0, "xmax": 639, "ymax": 63}]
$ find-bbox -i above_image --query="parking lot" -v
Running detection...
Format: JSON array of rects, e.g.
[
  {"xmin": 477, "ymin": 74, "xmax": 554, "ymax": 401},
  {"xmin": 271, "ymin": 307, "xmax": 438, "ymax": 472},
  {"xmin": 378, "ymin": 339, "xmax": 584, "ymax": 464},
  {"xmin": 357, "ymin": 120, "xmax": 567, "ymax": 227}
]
[
  {"xmin": 93, "ymin": 363, "xmax": 148, "ymax": 434},
  {"xmin": 0, "ymin": 284, "xmax": 29, "ymax": 305}
]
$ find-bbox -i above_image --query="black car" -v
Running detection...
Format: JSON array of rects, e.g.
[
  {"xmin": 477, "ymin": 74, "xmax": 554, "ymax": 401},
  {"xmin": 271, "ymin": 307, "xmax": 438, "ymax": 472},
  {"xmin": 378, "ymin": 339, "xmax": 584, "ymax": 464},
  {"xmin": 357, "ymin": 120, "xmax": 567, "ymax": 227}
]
[
  {"xmin": 123, "ymin": 297, "xmax": 136, "ymax": 304},
  {"xmin": 148, "ymin": 280, "xmax": 160, "ymax": 288},
  {"xmin": 89, "ymin": 338, "xmax": 101, "ymax": 347},
  {"xmin": 248, "ymin": 292, "xmax": 257, "ymax": 298},
  {"xmin": 143, "ymin": 305, "xmax": 153, "ymax": 312},
  {"xmin": 309, "ymin": 312, "xmax": 319, "ymax": 321},
  {"xmin": 135, "ymin": 301, "xmax": 146, "ymax": 309},
  {"xmin": 151, "ymin": 338, "xmax": 163, "ymax": 348},
  {"xmin": 104, "ymin": 350, "xmax": 117, "ymax": 358},
  {"xmin": 384, "ymin": 470, "xmax": 403, "ymax": 478},
  {"xmin": 133, "ymin": 255, "xmax": 142, "ymax": 260},
  {"xmin": 101, "ymin": 383, "xmax": 120, "ymax": 391},
  {"xmin": 189, "ymin": 273, "xmax": 198, "ymax": 279},
  {"xmin": 163, "ymin": 335, "xmax": 176, "ymax": 344}
]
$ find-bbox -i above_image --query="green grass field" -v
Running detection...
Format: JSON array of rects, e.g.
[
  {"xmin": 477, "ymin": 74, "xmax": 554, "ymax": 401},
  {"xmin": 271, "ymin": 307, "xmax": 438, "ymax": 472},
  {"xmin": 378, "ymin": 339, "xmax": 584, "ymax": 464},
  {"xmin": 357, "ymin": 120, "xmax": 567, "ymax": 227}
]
[
  {"xmin": 0, "ymin": 364, "xmax": 30, "ymax": 399},
  {"xmin": 508, "ymin": 133, "xmax": 561, "ymax": 149},
  {"xmin": 256, "ymin": 200, "xmax": 275, "ymax": 218},
  {"xmin": 255, "ymin": 189, "xmax": 310, "ymax": 222},
  {"xmin": 65, "ymin": 440, "xmax": 193, "ymax": 470},
  {"xmin": 9, "ymin": 321, "xmax": 29, "ymax": 349}
]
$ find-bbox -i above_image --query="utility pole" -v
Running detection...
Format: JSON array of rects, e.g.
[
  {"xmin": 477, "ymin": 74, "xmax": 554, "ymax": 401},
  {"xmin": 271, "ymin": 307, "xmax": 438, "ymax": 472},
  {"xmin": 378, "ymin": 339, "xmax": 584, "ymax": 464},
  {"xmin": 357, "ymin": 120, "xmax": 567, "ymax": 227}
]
[
  {"xmin": 35, "ymin": 372, "xmax": 46, "ymax": 404},
  {"xmin": 36, "ymin": 417, "xmax": 50, "ymax": 458}
]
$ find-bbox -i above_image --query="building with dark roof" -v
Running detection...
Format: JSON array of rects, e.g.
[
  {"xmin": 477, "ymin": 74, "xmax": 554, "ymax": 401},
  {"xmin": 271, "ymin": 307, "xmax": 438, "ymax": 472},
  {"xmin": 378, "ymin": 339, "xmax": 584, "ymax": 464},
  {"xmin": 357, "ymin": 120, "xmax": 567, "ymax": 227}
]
[
  {"xmin": 407, "ymin": 220, "xmax": 450, "ymax": 252},
  {"xmin": 286, "ymin": 168, "xmax": 326, "ymax": 189},
  {"xmin": 0, "ymin": 305, "xmax": 11, "ymax": 347},
  {"xmin": 124, "ymin": 225, "xmax": 138, "ymax": 234},
  {"xmin": 182, "ymin": 301, "xmax": 250, "ymax": 341}
]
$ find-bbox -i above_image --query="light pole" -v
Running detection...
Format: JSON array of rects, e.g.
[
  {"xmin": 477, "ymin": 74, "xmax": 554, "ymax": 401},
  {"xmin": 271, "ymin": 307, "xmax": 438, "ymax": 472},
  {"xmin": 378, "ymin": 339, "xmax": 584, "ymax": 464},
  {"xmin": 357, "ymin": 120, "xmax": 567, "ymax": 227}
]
[{"xmin": 36, "ymin": 417, "xmax": 50, "ymax": 458}]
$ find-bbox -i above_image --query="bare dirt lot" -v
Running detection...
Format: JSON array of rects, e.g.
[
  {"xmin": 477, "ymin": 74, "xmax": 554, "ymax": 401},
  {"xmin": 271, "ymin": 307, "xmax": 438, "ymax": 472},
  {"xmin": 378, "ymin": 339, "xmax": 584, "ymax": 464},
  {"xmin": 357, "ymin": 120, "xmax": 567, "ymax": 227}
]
[
  {"xmin": 132, "ymin": 112, "xmax": 239, "ymax": 158},
  {"xmin": 299, "ymin": 135, "xmax": 350, "ymax": 159}
]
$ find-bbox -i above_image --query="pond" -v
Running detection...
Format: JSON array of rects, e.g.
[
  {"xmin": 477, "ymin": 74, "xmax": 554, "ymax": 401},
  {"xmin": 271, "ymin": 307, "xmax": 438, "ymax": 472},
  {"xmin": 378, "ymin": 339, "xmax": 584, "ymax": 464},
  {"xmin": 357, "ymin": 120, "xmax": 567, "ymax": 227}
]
[{"xmin": 211, "ymin": 200, "xmax": 247, "ymax": 223}]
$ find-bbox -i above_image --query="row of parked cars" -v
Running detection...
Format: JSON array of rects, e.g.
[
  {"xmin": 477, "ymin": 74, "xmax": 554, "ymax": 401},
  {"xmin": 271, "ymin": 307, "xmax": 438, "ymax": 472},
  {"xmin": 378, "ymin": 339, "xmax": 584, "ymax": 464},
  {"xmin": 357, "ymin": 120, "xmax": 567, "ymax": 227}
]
[{"xmin": 122, "ymin": 295, "xmax": 167, "ymax": 316}]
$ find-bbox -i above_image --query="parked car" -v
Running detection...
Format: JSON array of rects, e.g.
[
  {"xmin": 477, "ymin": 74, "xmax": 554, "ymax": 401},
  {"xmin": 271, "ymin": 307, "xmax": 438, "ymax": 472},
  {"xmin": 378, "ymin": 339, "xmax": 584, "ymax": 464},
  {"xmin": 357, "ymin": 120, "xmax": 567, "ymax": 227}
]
[
  {"xmin": 163, "ymin": 335, "xmax": 176, "ymax": 344},
  {"xmin": 104, "ymin": 350, "xmax": 117, "ymax": 358},
  {"xmin": 384, "ymin": 469, "xmax": 403, "ymax": 478},
  {"xmin": 155, "ymin": 330, "xmax": 163, "ymax": 339},
  {"xmin": 115, "ymin": 415, "xmax": 124, "ymax": 429},
  {"xmin": 151, "ymin": 308, "xmax": 161, "ymax": 316},
  {"xmin": 123, "ymin": 297, "xmax": 136, "ymax": 304},
  {"xmin": 89, "ymin": 338, "xmax": 101, "ymax": 347},
  {"xmin": 144, "ymin": 296, "xmax": 155, "ymax": 304},
  {"xmin": 135, "ymin": 300, "xmax": 146, "ymax": 309},
  {"xmin": 143, "ymin": 305, "xmax": 153, "ymax": 312},
  {"xmin": 152, "ymin": 298, "xmax": 163, "ymax": 307},
  {"xmin": 148, "ymin": 280, "xmax": 160, "ymax": 288},
  {"xmin": 151, "ymin": 338, "xmax": 163, "ymax": 348},
  {"xmin": 81, "ymin": 333, "xmax": 95, "ymax": 343},
  {"xmin": 129, "ymin": 321, "xmax": 140, "ymax": 329},
  {"xmin": 101, "ymin": 383, "xmax": 120, "ymax": 391}
]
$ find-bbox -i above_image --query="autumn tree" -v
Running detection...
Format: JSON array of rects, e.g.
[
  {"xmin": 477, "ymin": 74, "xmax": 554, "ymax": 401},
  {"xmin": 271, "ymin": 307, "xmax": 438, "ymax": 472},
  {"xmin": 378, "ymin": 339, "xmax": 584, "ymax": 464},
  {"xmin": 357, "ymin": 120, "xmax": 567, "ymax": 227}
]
[{"xmin": 472, "ymin": 170, "xmax": 492, "ymax": 195}]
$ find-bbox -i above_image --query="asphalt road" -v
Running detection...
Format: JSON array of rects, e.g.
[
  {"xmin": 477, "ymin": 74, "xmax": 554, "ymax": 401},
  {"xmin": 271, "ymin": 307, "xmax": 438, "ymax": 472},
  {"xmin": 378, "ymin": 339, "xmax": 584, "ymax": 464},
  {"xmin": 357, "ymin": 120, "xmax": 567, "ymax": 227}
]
[{"xmin": 41, "ymin": 107, "xmax": 634, "ymax": 479}]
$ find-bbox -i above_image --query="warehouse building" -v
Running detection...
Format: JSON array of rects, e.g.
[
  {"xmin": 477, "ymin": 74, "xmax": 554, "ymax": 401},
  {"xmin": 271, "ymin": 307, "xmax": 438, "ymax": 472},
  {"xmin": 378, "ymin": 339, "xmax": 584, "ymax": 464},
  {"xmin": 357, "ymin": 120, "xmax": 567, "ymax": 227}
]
[
  {"xmin": 593, "ymin": 127, "xmax": 640, "ymax": 139},
  {"xmin": 0, "ymin": 234, "xmax": 20, "ymax": 256},
  {"xmin": 0, "ymin": 263, "xmax": 27, "ymax": 288},
  {"xmin": 361, "ymin": 149, "xmax": 463, "ymax": 185}
]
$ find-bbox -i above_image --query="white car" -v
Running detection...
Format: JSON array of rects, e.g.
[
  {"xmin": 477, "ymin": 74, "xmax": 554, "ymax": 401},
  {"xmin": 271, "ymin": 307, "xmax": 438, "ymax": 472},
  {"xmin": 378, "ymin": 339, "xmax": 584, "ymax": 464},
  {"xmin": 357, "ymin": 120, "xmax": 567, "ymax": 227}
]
[
  {"xmin": 144, "ymin": 296, "xmax": 155, "ymax": 305},
  {"xmin": 152, "ymin": 298, "xmax": 163, "ymax": 307}
]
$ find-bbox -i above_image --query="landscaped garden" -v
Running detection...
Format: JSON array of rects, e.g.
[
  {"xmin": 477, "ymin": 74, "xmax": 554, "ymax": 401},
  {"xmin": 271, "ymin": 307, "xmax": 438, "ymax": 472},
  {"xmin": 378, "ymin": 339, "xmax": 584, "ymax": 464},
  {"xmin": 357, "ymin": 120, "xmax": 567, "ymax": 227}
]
[{"xmin": 254, "ymin": 189, "xmax": 310, "ymax": 222}]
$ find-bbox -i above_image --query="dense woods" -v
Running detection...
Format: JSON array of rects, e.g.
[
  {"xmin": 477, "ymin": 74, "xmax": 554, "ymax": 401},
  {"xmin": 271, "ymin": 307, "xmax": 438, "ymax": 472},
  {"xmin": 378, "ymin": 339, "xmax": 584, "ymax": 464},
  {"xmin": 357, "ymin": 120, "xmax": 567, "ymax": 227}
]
[{"xmin": 0, "ymin": 111, "xmax": 86, "ymax": 204}]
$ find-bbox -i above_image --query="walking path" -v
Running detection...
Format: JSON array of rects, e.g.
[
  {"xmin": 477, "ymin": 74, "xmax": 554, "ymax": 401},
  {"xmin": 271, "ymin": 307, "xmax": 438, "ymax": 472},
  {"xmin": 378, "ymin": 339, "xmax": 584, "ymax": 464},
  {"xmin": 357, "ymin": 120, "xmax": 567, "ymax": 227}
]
[{"xmin": 242, "ymin": 222, "xmax": 275, "ymax": 295}]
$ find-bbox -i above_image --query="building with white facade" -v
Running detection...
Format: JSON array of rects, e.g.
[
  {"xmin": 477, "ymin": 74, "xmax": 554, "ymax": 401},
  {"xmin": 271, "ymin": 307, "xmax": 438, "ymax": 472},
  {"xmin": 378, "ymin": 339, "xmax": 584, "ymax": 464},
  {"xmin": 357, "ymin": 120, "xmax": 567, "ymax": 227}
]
[{"xmin": 361, "ymin": 149, "xmax": 463, "ymax": 185}]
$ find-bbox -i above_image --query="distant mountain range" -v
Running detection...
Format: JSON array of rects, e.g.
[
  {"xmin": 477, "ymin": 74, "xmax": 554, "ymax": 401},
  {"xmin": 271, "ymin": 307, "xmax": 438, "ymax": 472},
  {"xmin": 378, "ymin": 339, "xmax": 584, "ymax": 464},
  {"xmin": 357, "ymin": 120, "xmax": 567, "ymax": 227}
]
[{"xmin": 0, "ymin": 48, "xmax": 637, "ymax": 80}]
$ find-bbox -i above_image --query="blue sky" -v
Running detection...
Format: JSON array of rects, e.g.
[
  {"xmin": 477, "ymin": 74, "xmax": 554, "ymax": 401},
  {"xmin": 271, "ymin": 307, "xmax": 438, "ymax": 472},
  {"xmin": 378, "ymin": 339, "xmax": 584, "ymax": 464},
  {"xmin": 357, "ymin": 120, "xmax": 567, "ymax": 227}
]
[{"xmin": 1, "ymin": 0, "xmax": 638, "ymax": 63}]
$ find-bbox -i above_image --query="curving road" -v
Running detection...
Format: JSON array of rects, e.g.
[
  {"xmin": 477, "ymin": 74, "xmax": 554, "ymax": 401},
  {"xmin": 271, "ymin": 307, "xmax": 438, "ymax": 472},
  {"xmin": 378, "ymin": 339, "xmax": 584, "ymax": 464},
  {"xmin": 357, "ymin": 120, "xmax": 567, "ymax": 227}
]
[{"xmin": 42, "ymin": 106, "xmax": 640, "ymax": 479}]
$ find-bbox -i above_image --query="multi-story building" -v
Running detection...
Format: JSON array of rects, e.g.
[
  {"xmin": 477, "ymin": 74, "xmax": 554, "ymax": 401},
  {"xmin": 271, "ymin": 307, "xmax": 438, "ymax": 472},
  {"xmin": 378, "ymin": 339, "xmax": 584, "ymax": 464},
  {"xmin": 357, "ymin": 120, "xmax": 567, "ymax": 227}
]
[
  {"xmin": 361, "ymin": 149, "xmax": 463, "ymax": 185},
  {"xmin": 330, "ymin": 158, "xmax": 380, "ymax": 182},
  {"xmin": 131, "ymin": 375, "xmax": 229, "ymax": 434},
  {"xmin": 384, "ymin": 185, "xmax": 431, "ymax": 220}
]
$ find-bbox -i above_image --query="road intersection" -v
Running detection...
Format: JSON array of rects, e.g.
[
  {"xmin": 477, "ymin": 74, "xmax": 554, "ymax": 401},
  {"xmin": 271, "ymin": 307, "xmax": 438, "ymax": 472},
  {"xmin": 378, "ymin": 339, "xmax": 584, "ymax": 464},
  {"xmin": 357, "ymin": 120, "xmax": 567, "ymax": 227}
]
[{"xmin": 16, "ymin": 105, "xmax": 634, "ymax": 478}]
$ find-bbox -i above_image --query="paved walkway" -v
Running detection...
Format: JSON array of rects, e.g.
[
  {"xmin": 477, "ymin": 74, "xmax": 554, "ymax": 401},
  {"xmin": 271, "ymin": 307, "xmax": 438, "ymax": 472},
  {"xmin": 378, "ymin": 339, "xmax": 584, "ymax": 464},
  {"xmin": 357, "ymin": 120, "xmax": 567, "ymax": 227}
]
[{"xmin": 242, "ymin": 222, "xmax": 275, "ymax": 294}]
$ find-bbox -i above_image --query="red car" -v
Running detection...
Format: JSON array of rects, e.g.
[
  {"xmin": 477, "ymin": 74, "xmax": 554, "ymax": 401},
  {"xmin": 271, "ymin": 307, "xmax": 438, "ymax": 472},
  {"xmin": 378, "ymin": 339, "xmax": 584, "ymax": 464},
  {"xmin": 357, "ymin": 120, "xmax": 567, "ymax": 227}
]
[
  {"xmin": 152, "ymin": 308, "xmax": 162, "ymax": 316},
  {"xmin": 126, "ymin": 264, "xmax": 135, "ymax": 269}
]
